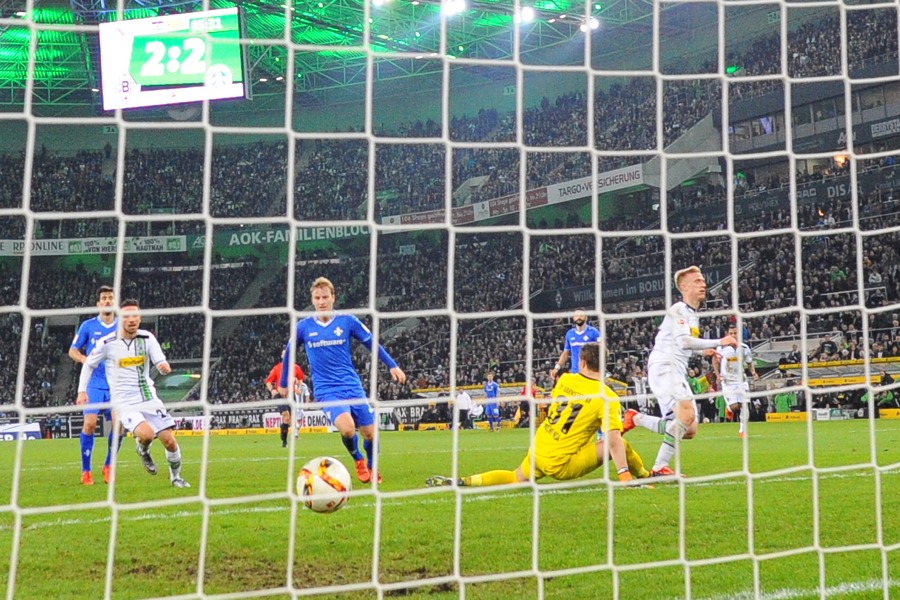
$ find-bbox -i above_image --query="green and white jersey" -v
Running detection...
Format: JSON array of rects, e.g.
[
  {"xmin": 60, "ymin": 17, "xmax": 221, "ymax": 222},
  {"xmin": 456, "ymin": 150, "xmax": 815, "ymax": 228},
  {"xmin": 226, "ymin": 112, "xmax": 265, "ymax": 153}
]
[{"xmin": 78, "ymin": 329, "xmax": 167, "ymax": 409}]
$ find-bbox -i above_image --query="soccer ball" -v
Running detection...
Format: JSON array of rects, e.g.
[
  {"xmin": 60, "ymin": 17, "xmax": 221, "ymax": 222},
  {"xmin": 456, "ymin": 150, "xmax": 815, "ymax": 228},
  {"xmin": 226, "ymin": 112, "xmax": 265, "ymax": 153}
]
[{"xmin": 297, "ymin": 456, "xmax": 352, "ymax": 513}]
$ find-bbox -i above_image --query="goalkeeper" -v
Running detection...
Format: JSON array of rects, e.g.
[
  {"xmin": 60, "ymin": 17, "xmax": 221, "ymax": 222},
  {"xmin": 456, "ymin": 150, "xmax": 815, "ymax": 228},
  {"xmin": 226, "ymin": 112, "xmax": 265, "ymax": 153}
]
[{"xmin": 426, "ymin": 343, "xmax": 648, "ymax": 487}]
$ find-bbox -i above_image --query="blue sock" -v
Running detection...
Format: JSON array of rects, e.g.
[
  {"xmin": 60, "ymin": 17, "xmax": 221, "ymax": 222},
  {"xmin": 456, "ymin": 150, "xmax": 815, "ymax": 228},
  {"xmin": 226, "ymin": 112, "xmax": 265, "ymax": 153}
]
[
  {"xmin": 341, "ymin": 434, "xmax": 363, "ymax": 461},
  {"xmin": 104, "ymin": 431, "xmax": 123, "ymax": 467},
  {"xmin": 80, "ymin": 432, "xmax": 94, "ymax": 472},
  {"xmin": 363, "ymin": 438, "xmax": 376, "ymax": 469}
]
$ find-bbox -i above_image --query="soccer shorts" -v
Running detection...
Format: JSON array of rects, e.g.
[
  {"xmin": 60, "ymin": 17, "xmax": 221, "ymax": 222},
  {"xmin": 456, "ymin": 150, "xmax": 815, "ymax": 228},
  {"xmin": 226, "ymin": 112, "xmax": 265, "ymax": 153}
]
[
  {"xmin": 118, "ymin": 405, "xmax": 176, "ymax": 436},
  {"xmin": 484, "ymin": 403, "xmax": 499, "ymax": 418},
  {"xmin": 519, "ymin": 443, "xmax": 599, "ymax": 482},
  {"xmin": 83, "ymin": 385, "xmax": 112, "ymax": 418},
  {"xmin": 722, "ymin": 382, "xmax": 749, "ymax": 408},
  {"xmin": 648, "ymin": 363, "xmax": 695, "ymax": 419},
  {"xmin": 277, "ymin": 404, "xmax": 292, "ymax": 415},
  {"xmin": 320, "ymin": 399, "xmax": 375, "ymax": 428}
]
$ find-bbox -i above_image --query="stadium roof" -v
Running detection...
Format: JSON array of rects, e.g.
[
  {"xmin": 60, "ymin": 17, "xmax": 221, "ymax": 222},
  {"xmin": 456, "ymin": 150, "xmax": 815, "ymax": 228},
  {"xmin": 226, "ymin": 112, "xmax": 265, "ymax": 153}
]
[{"xmin": 0, "ymin": 0, "xmax": 701, "ymax": 116}]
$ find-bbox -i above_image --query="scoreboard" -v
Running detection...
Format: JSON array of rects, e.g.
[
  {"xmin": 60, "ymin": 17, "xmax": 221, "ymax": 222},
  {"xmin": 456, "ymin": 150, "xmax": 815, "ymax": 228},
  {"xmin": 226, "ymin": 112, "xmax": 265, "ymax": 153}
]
[{"xmin": 98, "ymin": 7, "xmax": 249, "ymax": 111}]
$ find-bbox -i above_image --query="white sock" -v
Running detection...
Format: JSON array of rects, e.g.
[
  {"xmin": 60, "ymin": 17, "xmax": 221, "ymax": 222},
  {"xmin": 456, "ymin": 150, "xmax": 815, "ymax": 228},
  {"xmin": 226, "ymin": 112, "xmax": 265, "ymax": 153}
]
[
  {"xmin": 652, "ymin": 419, "xmax": 688, "ymax": 471},
  {"xmin": 739, "ymin": 404, "xmax": 749, "ymax": 434},
  {"xmin": 635, "ymin": 413, "xmax": 665, "ymax": 434},
  {"xmin": 166, "ymin": 446, "xmax": 182, "ymax": 480}
]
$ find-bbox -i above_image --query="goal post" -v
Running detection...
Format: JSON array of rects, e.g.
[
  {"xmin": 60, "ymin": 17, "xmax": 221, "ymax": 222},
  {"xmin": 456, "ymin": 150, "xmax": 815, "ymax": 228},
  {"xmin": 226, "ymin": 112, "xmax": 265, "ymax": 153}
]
[{"xmin": 2, "ymin": 0, "xmax": 900, "ymax": 599}]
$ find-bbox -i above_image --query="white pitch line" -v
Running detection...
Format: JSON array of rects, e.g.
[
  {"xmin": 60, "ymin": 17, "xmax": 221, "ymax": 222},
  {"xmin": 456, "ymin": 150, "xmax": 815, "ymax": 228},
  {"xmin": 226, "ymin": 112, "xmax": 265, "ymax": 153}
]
[
  {"xmin": 680, "ymin": 577, "xmax": 899, "ymax": 600},
  {"xmin": 10, "ymin": 422, "xmax": 900, "ymax": 473}
]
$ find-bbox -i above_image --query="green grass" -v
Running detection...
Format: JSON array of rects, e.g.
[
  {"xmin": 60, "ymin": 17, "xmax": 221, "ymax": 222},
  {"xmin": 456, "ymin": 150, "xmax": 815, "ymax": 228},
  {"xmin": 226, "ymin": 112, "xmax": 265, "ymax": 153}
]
[{"xmin": 2, "ymin": 421, "xmax": 900, "ymax": 599}]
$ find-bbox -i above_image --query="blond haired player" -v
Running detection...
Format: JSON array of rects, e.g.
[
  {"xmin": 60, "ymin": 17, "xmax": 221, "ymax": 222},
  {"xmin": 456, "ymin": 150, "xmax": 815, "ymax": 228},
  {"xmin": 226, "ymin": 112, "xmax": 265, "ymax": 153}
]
[
  {"xmin": 78, "ymin": 299, "xmax": 190, "ymax": 488},
  {"xmin": 426, "ymin": 343, "xmax": 647, "ymax": 487},
  {"xmin": 623, "ymin": 266, "xmax": 737, "ymax": 477}
]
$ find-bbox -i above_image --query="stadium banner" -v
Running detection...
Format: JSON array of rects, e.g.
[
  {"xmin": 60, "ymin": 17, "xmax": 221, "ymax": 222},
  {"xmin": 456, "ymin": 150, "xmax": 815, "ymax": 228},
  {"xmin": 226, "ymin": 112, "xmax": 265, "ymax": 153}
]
[
  {"xmin": 380, "ymin": 164, "xmax": 643, "ymax": 227},
  {"xmin": 262, "ymin": 410, "xmax": 337, "ymax": 432},
  {"xmin": 545, "ymin": 164, "xmax": 644, "ymax": 204},
  {"xmin": 532, "ymin": 263, "xmax": 732, "ymax": 310},
  {"xmin": 766, "ymin": 412, "xmax": 808, "ymax": 422},
  {"xmin": 675, "ymin": 164, "xmax": 900, "ymax": 226},
  {"xmin": 815, "ymin": 408, "xmax": 859, "ymax": 421},
  {"xmin": 185, "ymin": 226, "xmax": 370, "ymax": 251},
  {"xmin": 391, "ymin": 405, "xmax": 428, "ymax": 426},
  {"xmin": 881, "ymin": 408, "xmax": 900, "ymax": 419},
  {"xmin": 0, "ymin": 236, "xmax": 186, "ymax": 256},
  {"xmin": 0, "ymin": 422, "xmax": 42, "ymax": 441}
]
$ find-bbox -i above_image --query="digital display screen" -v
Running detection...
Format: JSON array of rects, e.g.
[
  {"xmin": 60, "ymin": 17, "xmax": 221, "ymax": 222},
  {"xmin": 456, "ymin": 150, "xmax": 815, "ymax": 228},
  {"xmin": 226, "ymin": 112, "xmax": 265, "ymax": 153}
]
[{"xmin": 98, "ymin": 7, "xmax": 248, "ymax": 110}]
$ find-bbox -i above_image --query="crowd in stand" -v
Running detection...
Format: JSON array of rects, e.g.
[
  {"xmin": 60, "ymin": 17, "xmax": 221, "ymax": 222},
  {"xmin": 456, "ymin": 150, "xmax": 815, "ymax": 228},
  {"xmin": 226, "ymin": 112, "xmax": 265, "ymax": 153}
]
[
  {"xmin": 4, "ymin": 7, "xmax": 900, "ymax": 411},
  {"xmin": 728, "ymin": 8, "xmax": 898, "ymax": 102}
]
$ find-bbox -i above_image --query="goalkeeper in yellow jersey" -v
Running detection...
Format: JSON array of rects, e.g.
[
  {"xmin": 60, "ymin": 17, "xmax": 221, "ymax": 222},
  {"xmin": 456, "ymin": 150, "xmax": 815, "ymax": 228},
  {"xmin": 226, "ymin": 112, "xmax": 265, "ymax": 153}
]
[{"xmin": 426, "ymin": 343, "xmax": 648, "ymax": 487}]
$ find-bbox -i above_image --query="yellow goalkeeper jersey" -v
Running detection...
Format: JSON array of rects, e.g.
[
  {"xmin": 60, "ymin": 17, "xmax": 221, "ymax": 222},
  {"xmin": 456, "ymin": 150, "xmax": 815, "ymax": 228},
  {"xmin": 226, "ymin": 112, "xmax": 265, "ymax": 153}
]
[{"xmin": 535, "ymin": 373, "xmax": 623, "ymax": 461}]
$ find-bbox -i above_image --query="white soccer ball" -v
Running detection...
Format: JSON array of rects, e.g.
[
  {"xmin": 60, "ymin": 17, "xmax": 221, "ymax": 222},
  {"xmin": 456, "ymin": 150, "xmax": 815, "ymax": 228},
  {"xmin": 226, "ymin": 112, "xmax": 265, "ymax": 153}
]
[{"xmin": 297, "ymin": 456, "xmax": 352, "ymax": 513}]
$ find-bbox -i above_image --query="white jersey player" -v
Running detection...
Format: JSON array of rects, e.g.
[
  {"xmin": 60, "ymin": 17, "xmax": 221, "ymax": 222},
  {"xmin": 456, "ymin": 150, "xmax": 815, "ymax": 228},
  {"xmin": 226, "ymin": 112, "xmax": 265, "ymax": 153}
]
[
  {"xmin": 715, "ymin": 324, "xmax": 759, "ymax": 438},
  {"xmin": 622, "ymin": 266, "xmax": 737, "ymax": 477},
  {"xmin": 78, "ymin": 300, "xmax": 189, "ymax": 488}
]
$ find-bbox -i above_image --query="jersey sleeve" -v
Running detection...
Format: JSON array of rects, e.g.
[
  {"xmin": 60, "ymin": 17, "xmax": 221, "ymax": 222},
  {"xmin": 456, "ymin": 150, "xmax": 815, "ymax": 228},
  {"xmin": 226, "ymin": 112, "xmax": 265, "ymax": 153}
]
[
  {"xmin": 294, "ymin": 364, "xmax": 305, "ymax": 382},
  {"xmin": 280, "ymin": 325, "xmax": 305, "ymax": 387},
  {"xmin": 672, "ymin": 305, "xmax": 719, "ymax": 351},
  {"xmin": 265, "ymin": 365, "xmax": 280, "ymax": 386},
  {"xmin": 71, "ymin": 322, "xmax": 89, "ymax": 351},
  {"xmin": 349, "ymin": 316, "xmax": 398, "ymax": 369},
  {"xmin": 146, "ymin": 334, "xmax": 167, "ymax": 366},
  {"xmin": 563, "ymin": 332, "xmax": 572, "ymax": 352},
  {"xmin": 743, "ymin": 347, "xmax": 754, "ymax": 365}
]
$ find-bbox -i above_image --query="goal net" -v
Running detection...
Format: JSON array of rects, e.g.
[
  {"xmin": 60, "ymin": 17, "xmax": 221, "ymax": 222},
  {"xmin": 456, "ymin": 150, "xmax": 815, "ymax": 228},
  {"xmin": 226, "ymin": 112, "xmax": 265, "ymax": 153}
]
[{"xmin": 2, "ymin": 0, "xmax": 899, "ymax": 598}]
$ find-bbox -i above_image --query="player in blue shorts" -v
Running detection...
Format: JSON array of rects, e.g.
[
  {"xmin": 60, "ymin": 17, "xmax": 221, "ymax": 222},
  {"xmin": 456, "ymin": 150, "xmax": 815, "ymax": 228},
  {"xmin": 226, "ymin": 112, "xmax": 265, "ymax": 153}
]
[
  {"xmin": 279, "ymin": 277, "xmax": 406, "ymax": 484},
  {"xmin": 69, "ymin": 285, "xmax": 122, "ymax": 485},
  {"xmin": 483, "ymin": 372, "xmax": 500, "ymax": 431}
]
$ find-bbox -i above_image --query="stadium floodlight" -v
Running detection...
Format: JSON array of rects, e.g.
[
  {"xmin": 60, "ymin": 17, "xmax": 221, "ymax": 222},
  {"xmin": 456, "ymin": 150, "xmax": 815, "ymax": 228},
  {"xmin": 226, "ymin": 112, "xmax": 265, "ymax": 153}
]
[
  {"xmin": 442, "ymin": 0, "xmax": 466, "ymax": 16},
  {"xmin": 581, "ymin": 16, "xmax": 599, "ymax": 31},
  {"xmin": 515, "ymin": 6, "xmax": 535, "ymax": 23}
]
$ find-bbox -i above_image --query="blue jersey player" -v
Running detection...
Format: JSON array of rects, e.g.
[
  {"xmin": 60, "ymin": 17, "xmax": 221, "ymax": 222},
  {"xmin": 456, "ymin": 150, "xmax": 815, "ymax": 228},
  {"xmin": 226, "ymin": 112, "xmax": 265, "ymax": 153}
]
[
  {"xmin": 69, "ymin": 285, "xmax": 122, "ymax": 485},
  {"xmin": 279, "ymin": 277, "xmax": 406, "ymax": 484},
  {"xmin": 483, "ymin": 372, "xmax": 500, "ymax": 432},
  {"xmin": 550, "ymin": 308, "xmax": 602, "ymax": 378}
]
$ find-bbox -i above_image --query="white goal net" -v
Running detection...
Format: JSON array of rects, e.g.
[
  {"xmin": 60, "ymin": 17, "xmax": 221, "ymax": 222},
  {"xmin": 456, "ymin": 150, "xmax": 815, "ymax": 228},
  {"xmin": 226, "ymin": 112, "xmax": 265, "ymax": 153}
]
[{"xmin": 2, "ymin": 0, "xmax": 900, "ymax": 598}]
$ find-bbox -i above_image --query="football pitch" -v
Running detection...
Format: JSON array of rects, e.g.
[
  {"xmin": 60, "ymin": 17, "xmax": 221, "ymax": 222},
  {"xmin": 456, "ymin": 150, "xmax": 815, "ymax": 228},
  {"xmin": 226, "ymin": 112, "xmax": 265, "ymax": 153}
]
[{"xmin": 2, "ymin": 421, "xmax": 900, "ymax": 600}]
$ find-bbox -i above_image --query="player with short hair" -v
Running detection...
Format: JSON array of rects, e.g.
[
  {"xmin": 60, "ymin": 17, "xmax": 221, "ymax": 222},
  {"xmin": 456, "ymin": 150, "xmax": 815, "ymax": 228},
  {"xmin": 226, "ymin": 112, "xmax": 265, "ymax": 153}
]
[
  {"xmin": 70, "ymin": 285, "xmax": 122, "ymax": 485},
  {"xmin": 623, "ymin": 266, "xmax": 737, "ymax": 478},
  {"xmin": 278, "ymin": 277, "xmax": 406, "ymax": 484},
  {"xmin": 714, "ymin": 324, "xmax": 759, "ymax": 438},
  {"xmin": 550, "ymin": 308, "xmax": 602, "ymax": 378},
  {"xmin": 265, "ymin": 350, "xmax": 306, "ymax": 448},
  {"xmin": 483, "ymin": 372, "xmax": 500, "ymax": 431},
  {"xmin": 78, "ymin": 299, "xmax": 189, "ymax": 488},
  {"xmin": 426, "ymin": 343, "xmax": 643, "ymax": 487}
]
